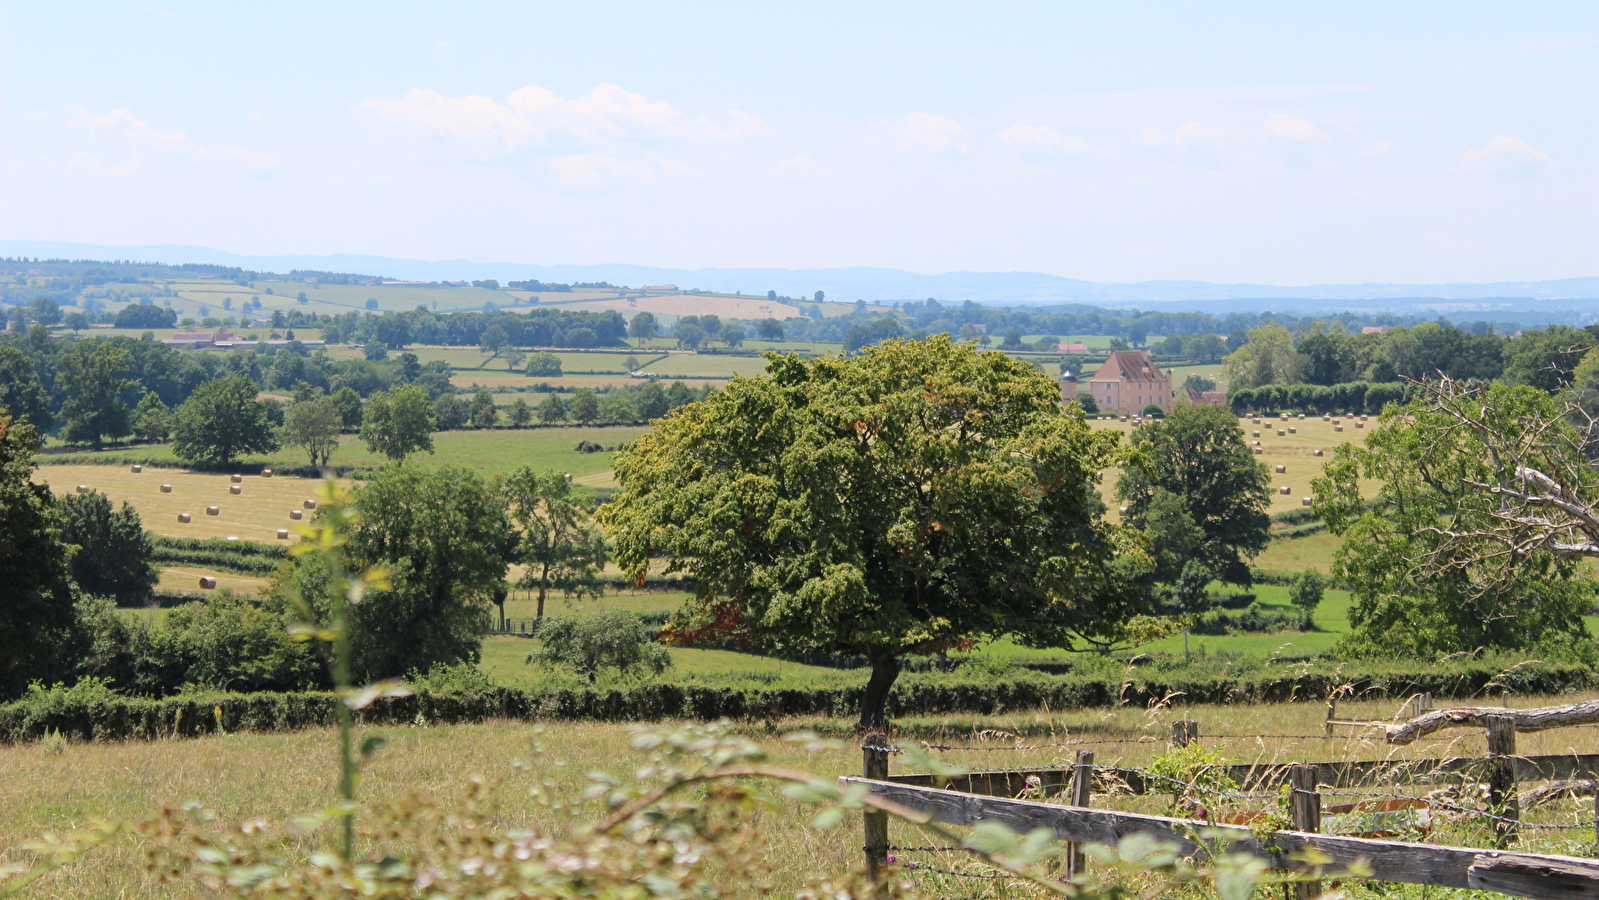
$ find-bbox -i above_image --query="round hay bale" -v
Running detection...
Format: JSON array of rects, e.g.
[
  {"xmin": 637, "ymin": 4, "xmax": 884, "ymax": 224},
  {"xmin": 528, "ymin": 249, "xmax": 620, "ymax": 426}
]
[
  {"xmin": 1288, "ymin": 427, "xmax": 1297, "ymax": 434},
  {"xmin": 262, "ymin": 468, "xmax": 273, "ymax": 477},
  {"xmin": 1275, "ymin": 464, "xmax": 1286, "ymax": 473},
  {"xmin": 1253, "ymin": 447, "xmax": 1263, "ymax": 455},
  {"xmin": 1252, "ymin": 430, "xmax": 1260, "ymax": 437},
  {"xmin": 277, "ymin": 528, "xmax": 290, "ymax": 539},
  {"xmin": 206, "ymin": 506, "xmax": 219, "ymax": 516},
  {"xmin": 229, "ymin": 485, "xmax": 242, "ymax": 494},
  {"xmin": 226, "ymin": 536, "xmax": 238, "ymax": 541},
  {"xmin": 1297, "ymin": 414, "xmax": 1305, "ymax": 420},
  {"xmin": 564, "ymin": 473, "xmax": 573, "ymax": 483},
  {"xmin": 1277, "ymin": 429, "xmax": 1286, "ymax": 436},
  {"xmin": 1333, "ymin": 419, "xmax": 1341, "ymax": 425},
  {"xmin": 1302, "ymin": 497, "xmax": 1313, "ymax": 507},
  {"xmin": 198, "ymin": 577, "xmax": 217, "ymax": 590},
  {"xmin": 290, "ymin": 509, "xmax": 303, "ymax": 520},
  {"xmin": 178, "ymin": 513, "xmax": 191, "ymax": 523},
  {"xmin": 75, "ymin": 485, "xmax": 88, "ymax": 493},
  {"xmin": 1356, "ymin": 421, "xmax": 1364, "ymax": 428},
  {"xmin": 1279, "ymin": 486, "xmax": 1292, "ymax": 495},
  {"xmin": 160, "ymin": 484, "xmax": 172, "ymax": 492},
  {"xmin": 1118, "ymin": 506, "xmax": 1128, "ymax": 516},
  {"xmin": 1322, "ymin": 416, "xmax": 1330, "ymax": 422},
  {"xmin": 1336, "ymin": 425, "xmax": 1344, "ymax": 432},
  {"xmin": 131, "ymin": 465, "xmax": 142, "ymax": 473},
  {"xmin": 1252, "ymin": 418, "xmax": 1260, "ymax": 424},
  {"xmin": 231, "ymin": 474, "xmax": 243, "ymax": 484},
  {"xmin": 1314, "ymin": 449, "xmax": 1324, "ymax": 457},
  {"xmin": 303, "ymin": 499, "xmax": 317, "ymax": 510}
]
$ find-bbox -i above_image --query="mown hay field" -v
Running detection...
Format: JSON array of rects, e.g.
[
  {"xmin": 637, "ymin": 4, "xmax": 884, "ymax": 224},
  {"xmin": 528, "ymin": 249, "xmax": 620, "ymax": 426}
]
[{"xmin": 7, "ymin": 693, "xmax": 1599, "ymax": 899}]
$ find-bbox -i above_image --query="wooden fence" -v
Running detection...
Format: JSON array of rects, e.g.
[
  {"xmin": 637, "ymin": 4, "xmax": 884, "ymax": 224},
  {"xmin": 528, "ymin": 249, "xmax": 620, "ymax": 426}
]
[{"xmin": 847, "ymin": 714, "xmax": 1599, "ymax": 900}]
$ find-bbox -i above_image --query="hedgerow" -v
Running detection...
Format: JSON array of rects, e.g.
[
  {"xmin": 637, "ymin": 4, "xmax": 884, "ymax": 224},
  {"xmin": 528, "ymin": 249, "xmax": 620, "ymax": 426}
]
[{"xmin": 4, "ymin": 657, "xmax": 1588, "ymax": 743}]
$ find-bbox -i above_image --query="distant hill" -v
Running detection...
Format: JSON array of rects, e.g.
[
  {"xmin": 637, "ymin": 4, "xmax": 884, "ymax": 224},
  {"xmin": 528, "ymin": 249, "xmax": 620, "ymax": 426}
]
[{"xmin": 3, "ymin": 240, "xmax": 1594, "ymax": 314}]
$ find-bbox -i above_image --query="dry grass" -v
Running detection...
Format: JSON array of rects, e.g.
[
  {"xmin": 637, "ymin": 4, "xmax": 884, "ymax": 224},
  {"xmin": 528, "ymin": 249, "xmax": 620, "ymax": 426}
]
[
  {"xmin": 546, "ymin": 293, "xmax": 804, "ymax": 322},
  {"xmin": 6, "ymin": 692, "xmax": 1599, "ymax": 897},
  {"xmin": 41, "ymin": 465, "xmax": 333, "ymax": 543}
]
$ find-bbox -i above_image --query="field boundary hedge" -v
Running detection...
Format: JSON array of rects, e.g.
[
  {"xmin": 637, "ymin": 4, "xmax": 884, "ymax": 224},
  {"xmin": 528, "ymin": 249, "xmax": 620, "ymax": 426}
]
[
  {"xmin": 150, "ymin": 535, "xmax": 288, "ymax": 576},
  {"xmin": 4, "ymin": 660, "xmax": 1591, "ymax": 743}
]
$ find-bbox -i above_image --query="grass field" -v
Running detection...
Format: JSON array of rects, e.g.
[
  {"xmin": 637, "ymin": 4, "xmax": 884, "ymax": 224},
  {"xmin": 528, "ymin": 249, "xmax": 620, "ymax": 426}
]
[
  {"xmin": 39, "ymin": 425, "xmax": 651, "ymax": 481},
  {"xmin": 7, "ymin": 691, "xmax": 1599, "ymax": 898}
]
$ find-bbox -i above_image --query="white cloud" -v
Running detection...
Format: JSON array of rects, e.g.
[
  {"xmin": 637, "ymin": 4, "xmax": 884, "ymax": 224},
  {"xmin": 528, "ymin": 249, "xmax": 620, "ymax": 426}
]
[
  {"xmin": 1263, "ymin": 113, "xmax": 1328, "ymax": 141},
  {"xmin": 1141, "ymin": 121, "xmax": 1237, "ymax": 146},
  {"xmin": 877, "ymin": 112, "xmax": 967, "ymax": 153},
  {"xmin": 1453, "ymin": 135, "xmax": 1551, "ymax": 174},
  {"xmin": 767, "ymin": 153, "xmax": 833, "ymax": 179},
  {"xmin": 67, "ymin": 151, "xmax": 142, "ymax": 178},
  {"xmin": 83, "ymin": 109, "xmax": 279, "ymax": 170},
  {"xmin": 1357, "ymin": 140, "xmax": 1396, "ymax": 159},
  {"xmin": 547, "ymin": 154, "xmax": 695, "ymax": 189},
  {"xmin": 365, "ymin": 83, "xmax": 765, "ymax": 150},
  {"xmin": 998, "ymin": 124, "xmax": 1087, "ymax": 153}
]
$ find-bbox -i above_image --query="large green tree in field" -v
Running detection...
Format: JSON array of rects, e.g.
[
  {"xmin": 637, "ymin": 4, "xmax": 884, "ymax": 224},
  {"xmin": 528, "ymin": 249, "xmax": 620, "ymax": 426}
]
[
  {"xmin": 171, "ymin": 375, "xmax": 280, "ymax": 465},
  {"xmin": 601, "ymin": 336, "xmax": 1145, "ymax": 729},
  {"xmin": 1117, "ymin": 402, "xmax": 1271, "ymax": 586},
  {"xmin": 1314, "ymin": 380, "xmax": 1598, "ymax": 660},
  {"xmin": 0, "ymin": 416, "xmax": 77, "ymax": 699},
  {"xmin": 1221, "ymin": 322, "xmax": 1299, "ymax": 390},
  {"xmin": 359, "ymin": 384, "xmax": 436, "ymax": 460},
  {"xmin": 56, "ymin": 489, "xmax": 158, "ymax": 603},
  {"xmin": 280, "ymin": 395, "xmax": 344, "ymax": 467},
  {"xmin": 500, "ymin": 468, "xmax": 609, "ymax": 621},
  {"xmin": 57, "ymin": 340, "xmax": 136, "ymax": 448},
  {"xmin": 276, "ymin": 464, "xmax": 511, "ymax": 682}
]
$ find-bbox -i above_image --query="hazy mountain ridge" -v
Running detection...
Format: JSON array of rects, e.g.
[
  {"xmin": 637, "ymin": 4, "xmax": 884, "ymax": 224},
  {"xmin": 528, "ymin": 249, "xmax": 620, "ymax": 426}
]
[{"xmin": 4, "ymin": 241, "xmax": 1594, "ymax": 314}]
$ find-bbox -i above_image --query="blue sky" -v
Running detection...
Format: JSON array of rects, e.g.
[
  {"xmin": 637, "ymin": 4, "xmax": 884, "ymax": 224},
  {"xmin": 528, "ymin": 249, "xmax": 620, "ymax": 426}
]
[{"xmin": 2, "ymin": 1, "xmax": 1594, "ymax": 284}]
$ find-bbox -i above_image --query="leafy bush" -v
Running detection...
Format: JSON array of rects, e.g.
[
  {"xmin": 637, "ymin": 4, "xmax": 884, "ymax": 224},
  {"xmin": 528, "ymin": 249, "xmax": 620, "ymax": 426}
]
[
  {"xmin": 574, "ymin": 439, "xmax": 605, "ymax": 452},
  {"xmin": 529, "ymin": 609, "xmax": 672, "ymax": 683},
  {"xmin": 56, "ymin": 488, "xmax": 158, "ymax": 602},
  {"xmin": 1191, "ymin": 602, "xmax": 1310, "ymax": 635},
  {"xmin": 1289, "ymin": 569, "xmax": 1326, "ymax": 616}
]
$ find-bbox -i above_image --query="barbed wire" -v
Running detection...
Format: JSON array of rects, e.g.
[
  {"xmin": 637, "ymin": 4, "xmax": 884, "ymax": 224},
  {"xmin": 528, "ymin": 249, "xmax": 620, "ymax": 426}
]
[
  {"xmin": 1319, "ymin": 788, "xmax": 1595, "ymax": 830},
  {"xmin": 899, "ymin": 861, "xmax": 1020, "ymax": 880},
  {"xmin": 865, "ymin": 730, "xmax": 1481, "ymax": 755}
]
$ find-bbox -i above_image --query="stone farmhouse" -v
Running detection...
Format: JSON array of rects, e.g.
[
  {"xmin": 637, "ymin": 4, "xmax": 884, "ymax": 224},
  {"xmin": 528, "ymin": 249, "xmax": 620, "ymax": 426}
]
[{"xmin": 1087, "ymin": 349, "xmax": 1175, "ymax": 414}]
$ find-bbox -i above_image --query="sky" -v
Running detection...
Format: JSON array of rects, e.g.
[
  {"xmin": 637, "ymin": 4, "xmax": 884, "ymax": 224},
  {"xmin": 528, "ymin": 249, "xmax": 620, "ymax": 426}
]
[{"xmin": 2, "ymin": 1, "xmax": 1595, "ymax": 285}]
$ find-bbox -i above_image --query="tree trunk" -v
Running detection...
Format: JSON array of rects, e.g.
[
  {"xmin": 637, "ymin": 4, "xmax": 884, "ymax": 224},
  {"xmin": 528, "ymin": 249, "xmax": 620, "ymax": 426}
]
[
  {"xmin": 858, "ymin": 656, "xmax": 901, "ymax": 732},
  {"xmin": 537, "ymin": 565, "xmax": 550, "ymax": 620}
]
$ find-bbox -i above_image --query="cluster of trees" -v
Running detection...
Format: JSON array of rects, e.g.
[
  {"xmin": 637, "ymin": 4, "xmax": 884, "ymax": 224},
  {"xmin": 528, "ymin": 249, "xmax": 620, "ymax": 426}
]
[
  {"xmin": 671, "ymin": 315, "xmax": 747, "ymax": 350},
  {"xmin": 0, "ymin": 411, "xmax": 615, "ymax": 699},
  {"xmin": 336, "ymin": 307, "xmax": 629, "ymax": 350},
  {"xmin": 1221, "ymin": 321, "xmax": 1599, "ymax": 394}
]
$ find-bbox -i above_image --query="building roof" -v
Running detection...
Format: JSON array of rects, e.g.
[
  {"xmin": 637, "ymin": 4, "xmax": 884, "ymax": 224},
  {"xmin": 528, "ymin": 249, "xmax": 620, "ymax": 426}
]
[
  {"xmin": 1090, "ymin": 349, "xmax": 1169, "ymax": 384},
  {"xmin": 1056, "ymin": 342, "xmax": 1090, "ymax": 353}
]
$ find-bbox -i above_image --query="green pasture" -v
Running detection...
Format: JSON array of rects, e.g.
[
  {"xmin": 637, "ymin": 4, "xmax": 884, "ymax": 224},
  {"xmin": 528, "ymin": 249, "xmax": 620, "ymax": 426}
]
[
  {"xmin": 39, "ymin": 424, "xmax": 651, "ymax": 480},
  {"xmin": 642, "ymin": 353, "xmax": 768, "ymax": 378}
]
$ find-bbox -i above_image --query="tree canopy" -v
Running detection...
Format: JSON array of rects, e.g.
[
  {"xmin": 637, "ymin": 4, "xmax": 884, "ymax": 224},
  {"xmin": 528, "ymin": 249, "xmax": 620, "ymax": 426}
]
[
  {"xmin": 0, "ymin": 416, "xmax": 77, "ymax": 699},
  {"xmin": 56, "ymin": 489, "xmax": 158, "ymax": 602},
  {"xmin": 276, "ymin": 464, "xmax": 511, "ymax": 682},
  {"xmin": 1116, "ymin": 402, "xmax": 1271, "ymax": 585},
  {"xmin": 500, "ymin": 468, "xmax": 609, "ymax": 620},
  {"xmin": 359, "ymin": 384, "xmax": 436, "ymax": 460},
  {"xmin": 281, "ymin": 396, "xmax": 343, "ymax": 467},
  {"xmin": 602, "ymin": 336, "xmax": 1145, "ymax": 729},
  {"xmin": 1314, "ymin": 380, "xmax": 1598, "ymax": 660},
  {"xmin": 57, "ymin": 340, "xmax": 135, "ymax": 448},
  {"xmin": 171, "ymin": 375, "xmax": 280, "ymax": 465}
]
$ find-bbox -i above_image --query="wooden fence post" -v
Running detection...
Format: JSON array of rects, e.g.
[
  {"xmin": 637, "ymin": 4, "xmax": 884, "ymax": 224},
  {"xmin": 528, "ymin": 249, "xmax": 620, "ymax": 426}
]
[
  {"xmin": 1172, "ymin": 720, "xmax": 1199, "ymax": 748},
  {"xmin": 1290, "ymin": 764, "xmax": 1322, "ymax": 900},
  {"xmin": 862, "ymin": 733, "xmax": 890, "ymax": 882},
  {"xmin": 1485, "ymin": 715, "xmax": 1518, "ymax": 847},
  {"xmin": 1325, "ymin": 695, "xmax": 1337, "ymax": 738},
  {"xmin": 1065, "ymin": 749, "xmax": 1095, "ymax": 879}
]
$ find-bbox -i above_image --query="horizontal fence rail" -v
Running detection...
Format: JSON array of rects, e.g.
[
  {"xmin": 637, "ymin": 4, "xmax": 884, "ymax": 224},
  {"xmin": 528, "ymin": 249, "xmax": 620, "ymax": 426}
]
[{"xmin": 843, "ymin": 776, "xmax": 1599, "ymax": 900}]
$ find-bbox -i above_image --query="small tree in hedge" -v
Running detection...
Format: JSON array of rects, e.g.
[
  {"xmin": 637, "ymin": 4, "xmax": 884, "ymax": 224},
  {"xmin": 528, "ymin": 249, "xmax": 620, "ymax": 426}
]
[
  {"xmin": 1288, "ymin": 569, "xmax": 1325, "ymax": 628},
  {"xmin": 602, "ymin": 336, "xmax": 1145, "ymax": 730},
  {"xmin": 528, "ymin": 609, "xmax": 670, "ymax": 683}
]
